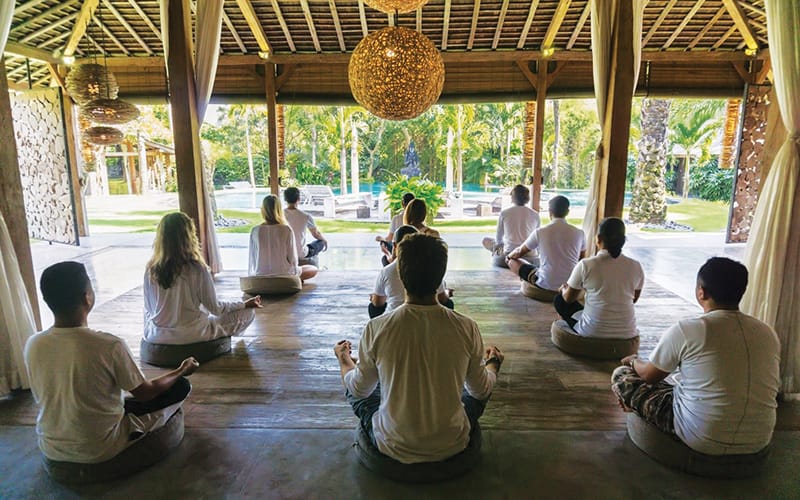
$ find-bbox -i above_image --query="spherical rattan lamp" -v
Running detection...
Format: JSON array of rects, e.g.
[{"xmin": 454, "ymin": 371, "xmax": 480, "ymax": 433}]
[
  {"xmin": 84, "ymin": 126, "xmax": 124, "ymax": 146},
  {"xmin": 65, "ymin": 63, "xmax": 119, "ymax": 106},
  {"xmin": 364, "ymin": 0, "xmax": 428, "ymax": 14},
  {"xmin": 348, "ymin": 27, "xmax": 444, "ymax": 121},
  {"xmin": 80, "ymin": 98, "xmax": 140, "ymax": 125}
]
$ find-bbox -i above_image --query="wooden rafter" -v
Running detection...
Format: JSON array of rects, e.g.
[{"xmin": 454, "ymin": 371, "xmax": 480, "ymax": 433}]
[
  {"xmin": 517, "ymin": 0, "xmax": 540, "ymax": 50},
  {"xmin": 102, "ymin": 0, "xmax": 152, "ymax": 55},
  {"xmin": 687, "ymin": 6, "xmax": 726, "ymax": 49},
  {"xmin": 467, "ymin": 0, "xmax": 481, "ymax": 50},
  {"xmin": 491, "ymin": 0, "xmax": 510, "ymax": 50},
  {"xmin": 47, "ymin": 63, "xmax": 67, "ymax": 91},
  {"xmin": 39, "ymin": 31, "xmax": 73, "ymax": 50},
  {"xmin": 127, "ymin": 0, "xmax": 161, "ymax": 41},
  {"xmin": 63, "ymin": 0, "xmax": 100, "ymax": 57},
  {"xmin": 566, "ymin": 1, "xmax": 590, "ymax": 50},
  {"xmin": 642, "ymin": 0, "xmax": 676, "ymax": 47},
  {"xmin": 222, "ymin": 10, "xmax": 248, "ymax": 53},
  {"xmin": 92, "ymin": 15, "xmax": 131, "ymax": 56},
  {"xmin": 712, "ymin": 25, "xmax": 738, "ymax": 50},
  {"xmin": 270, "ymin": 0, "xmax": 296, "ymax": 52},
  {"xmin": 328, "ymin": 0, "xmax": 346, "ymax": 52},
  {"xmin": 14, "ymin": 0, "xmax": 50, "ymax": 16},
  {"xmin": 4, "ymin": 41, "xmax": 63, "ymax": 64},
  {"xmin": 740, "ymin": 2, "xmax": 765, "ymax": 17},
  {"xmin": 235, "ymin": 0, "xmax": 272, "ymax": 54},
  {"xmin": 416, "ymin": 7, "xmax": 422, "ymax": 32},
  {"xmin": 722, "ymin": 0, "xmax": 759, "ymax": 51},
  {"xmin": 357, "ymin": 0, "xmax": 368, "ymax": 37},
  {"xmin": 11, "ymin": 0, "xmax": 78, "ymax": 34},
  {"xmin": 515, "ymin": 60, "xmax": 538, "ymax": 90},
  {"xmin": 21, "ymin": 13, "xmax": 78, "ymax": 44},
  {"xmin": 542, "ymin": 0, "xmax": 571, "ymax": 50},
  {"xmin": 662, "ymin": 0, "xmax": 704, "ymax": 49},
  {"xmin": 442, "ymin": 0, "xmax": 451, "ymax": 50},
  {"xmin": 299, "ymin": 0, "xmax": 322, "ymax": 52}
]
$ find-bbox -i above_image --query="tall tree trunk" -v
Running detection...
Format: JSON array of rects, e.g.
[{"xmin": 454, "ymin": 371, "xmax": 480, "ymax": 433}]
[
  {"xmin": 276, "ymin": 104, "xmax": 285, "ymax": 169},
  {"xmin": 96, "ymin": 147, "xmax": 109, "ymax": 195},
  {"xmin": 311, "ymin": 123, "xmax": 317, "ymax": 170},
  {"xmin": 682, "ymin": 154, "xmax": 691, "ymax": 198},
  {"xmin": 456, "ymin": 108, "xmax": 464, "ymax": 193},
  {"xmin": 552, "ymin": 99, "xmax": 560, "ymax": 186},
  {"xmin": 339, "ymin": 108, "xmax": 347, "ymax": 194},
  {"xmin": 366, "ymin": 123, "xmax": 385, "ymax": 180},
  {"xmin": 720, "ymin": 98, "xmax": 741, "ymax": 169},
  {"xmin": 523, "ymin": 101, "xmax": 535, "ymax": 188},
  {"xmin": 630, "ymin": 99, "xmax": 671, "ymax": 224},
  {"xmin": 446, "ymin": 127, "xmax": 454, "ymax": 192},
  {"xmin": 350, "ymin": 116, "xmax": 359, "ymax": 194},
  {"xmin": 245, "ymin": 108, "xmax": 256, "ymax": 188}
]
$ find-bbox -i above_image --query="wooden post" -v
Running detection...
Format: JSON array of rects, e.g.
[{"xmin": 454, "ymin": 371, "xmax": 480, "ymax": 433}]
[
  {"xmin": 601, "ymin": 0, "xmax": 636, "ymax": 218},
  {"xmin": 265, "ymin": 62, "xmax": 280, "ymax": 195},
  {"xmin": 126, "ymin": 143, "xmax": 139, "ymax": 194},
  {"xmin": 61, "ymin": 92, "xmax": 89, "ymax": 236},
  {"xmin": 0, "ymin": 60, "xmax": 41, "ymax": 329},
  {"xmin": 523, "ymin": 101, "xmax": 536, "ymax": 208},
  {"xmin": 166, "ymin": 0, "xmax": 207, "ymax": 244},
  {"xmin": 532, "ymin": 60, "xmax": 549, "ymax": 212}
]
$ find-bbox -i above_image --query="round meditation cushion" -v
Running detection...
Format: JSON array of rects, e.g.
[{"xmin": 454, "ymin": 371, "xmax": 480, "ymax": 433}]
[
  {"xmin": 550, "ymin": 319, "xmax": 639, "ymax": 359},
  {"xmin": 520, "ymin": 281, "xmax": 558, "ymax": 302},
  {"xmin": 626, "ymin": 412, "xmax": 770, "ymax": 478},
  {"xmin": 140, "ymin": 337, "xmax": 231, "ymax": 368},
  {"xmin": 239, "ymin": 275, "xmax": 302, "ymax": 296},
  {"xmin": 43, "ymin": 408, "xmax": 185, "ymax": 484},
  {"xmin": 353, "ymin": 424, "xmax": 482, "ymax": 483}
]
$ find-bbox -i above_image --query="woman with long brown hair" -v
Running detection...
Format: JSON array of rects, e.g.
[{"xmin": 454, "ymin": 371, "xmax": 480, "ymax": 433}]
[
  {"xmin": 144, "ymin": 212, "xmax": 261, "ymax": 344},
  {"xmin": 403, "ymin": 199, "xmax": 440, "ymax": 238}
]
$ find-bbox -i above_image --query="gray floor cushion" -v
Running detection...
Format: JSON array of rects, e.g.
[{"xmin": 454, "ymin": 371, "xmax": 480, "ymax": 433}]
[
  {"xmin": 626, "ymin": 412, "xmax": 770, "ymax": 478},
  {"xmin": 240, "ymin": 275, "xmax": 302, "ymax": 295},
  {"xmin": 43, "ymin": 408, "xmax": 185, "ymax": 484},
  {"xmin": 140, "ymin": 337, "xmax": 231, "ymax": 368},
  {"xmin": 520, "ymin": 281, "xmax": 558, "ymax": 302},
  {"xmin": 353, "ymin": 424, "xmax": 482, "ymax": 483},
  {"xmin": 550, "ymin": 319, "xmax": 639, "ymax": 359}
]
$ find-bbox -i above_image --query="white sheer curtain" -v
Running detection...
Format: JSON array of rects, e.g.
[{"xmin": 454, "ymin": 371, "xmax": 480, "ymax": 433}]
[
  {"xmin": 582, "ymin": 0, "xmax": 646, "ymax": 254},
  {"xmin": 741, "ymin": 0, "xmax": 800, "ymax": 395},
  {"xmin": 0, "ymin": 1, "xmax": 36, "ymax": 396}
]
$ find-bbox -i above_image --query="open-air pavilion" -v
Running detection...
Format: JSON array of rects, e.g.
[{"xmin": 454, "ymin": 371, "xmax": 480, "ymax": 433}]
[{"xmin": 1, "ymin": 0, "xmax": 799, "ymax": 497}]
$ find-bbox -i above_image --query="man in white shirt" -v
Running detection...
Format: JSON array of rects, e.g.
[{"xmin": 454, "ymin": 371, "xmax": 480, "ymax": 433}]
[
  {"xmin": 482, "ymin": 184, "xmax": 540, "ymax": 268},
  {"xmin": 283, "ymin": 187, "xmax": 328, "ymax": 266},
  {"xmin": 507, "ymin": 195, "xmax": 586, "ymax": 295},
  {"xmin": 376, "ymin": 192, "xmax": 415, "ymax": 266},
  {"xmin": 25, "ymin": 261, "xmax": 199, "ymax": 464},
  {"xmin": 612, "ymin": 257, "xmax": 780, "ymax": 456},
  {"xmin": 335, "ymin": 234, "xmax": 503, "ymax": 464}
]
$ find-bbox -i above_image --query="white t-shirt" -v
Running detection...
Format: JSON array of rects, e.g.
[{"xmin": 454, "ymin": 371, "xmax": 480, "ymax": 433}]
[
  {"xmin": 388, "ymin": 213, "xmax": 404, "ymax": 236},
  {"xmin": 650, "ymin": 310, "xmax": 780, "ymax": 455},
  {"xmin": 24, "ymin": 327, "xmax": 147, "ymax": 463},
  {"xmin": 523, "ymin": 218, "xmax": 586, "ymax": 291},
  {"xmin": 144, "ymin": 262, "xmax": 246, "ymax": 344},
  {"xmin": 567, "ymin": 250, "xmax": 643, "ymax": 339},
  {"xmin": 248, "ymin": 224, "xmax": 299, "ymax": 276},
  {"xmin": 372, "ymin": 261, "xmax": 446, "ymax": 312},
  {"xmin": 285, "ymin": 207, "xmax": 316, "ymax": 258},
  {"xmin": 496, "ymin": 205, "xmax": 540, "ymax": 254},
  {"xmin": 344, "ymin": 304, "xmax": 496, "ymax": 464}
]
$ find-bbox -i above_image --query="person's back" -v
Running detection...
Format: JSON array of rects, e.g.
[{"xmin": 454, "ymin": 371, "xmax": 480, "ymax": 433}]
[
  {"xmin": 373, "ymin": 259, "xmax": 447, "ymax": 313},
  {"xmin": 534, "ymin": 219, "xmax": 585, "ymax": 290},
  {"xmin": 499, "ymin": 204, "xmax": 540, "ymax": 253},
  {"xmin": 248, "ymin": 224, "xmax": 298, "ymax": 276},
  {"xmin": 284, "ymin": 207, "xmax": 312, "ymax": 257}
]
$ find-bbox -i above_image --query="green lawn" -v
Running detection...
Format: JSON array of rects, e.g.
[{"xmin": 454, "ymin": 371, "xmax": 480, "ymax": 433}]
[{"xmin": 624, "ymin": 198, "xmax": 729, "ymax": 233}]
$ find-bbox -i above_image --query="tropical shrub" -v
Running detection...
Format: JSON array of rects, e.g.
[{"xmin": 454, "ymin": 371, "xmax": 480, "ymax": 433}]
[
  {"xmin": 384, "ymin": 175, "xmax": 444, "ymax": 223},
  {"xmin": 689, "ymin": 157, "xmax": 734, "ymax": 202}
]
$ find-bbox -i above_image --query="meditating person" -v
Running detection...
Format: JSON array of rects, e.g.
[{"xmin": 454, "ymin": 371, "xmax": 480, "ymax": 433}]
[
  {"xmin": 482, "ymin": 184, "xmax": 540, "ymax": 268},
  {"xmin": 25, "ymin": 261, "xmax": 199, "ymax": 465},
  {"xmin": 144, "ymin": 212, "xmax": 261, "ymax": 345},
  {"xmin": 612, "ymin": 257, "xmax": 780, "ymax": 456},
  {"xmin": 369, "ymin": 225, "xmax": 453, "ymax": 318},
  {"xmin": 335, "ymin": 233, "xmax": 503, "ymax": 464},
  {"xmin": 249, "ymin": 194, "xmax": 318, "ymax": 282},
  {"xmin": 376, "ymin": 192, "xmax": 415, "ymax": 266},
  {"xmin": 283, "ymin": 187, "xmax": 328, "ymax": 266},
  {"xmin": 553, "ymin": 217, "xmax": 643, "ymax": 338},
  {"xmin": 507, "ymin": 195, "xmax": 586, "ymax": 297},
  {"xmin": 403, "ymin": 198, "xmax": 440, "ymax": 238}
]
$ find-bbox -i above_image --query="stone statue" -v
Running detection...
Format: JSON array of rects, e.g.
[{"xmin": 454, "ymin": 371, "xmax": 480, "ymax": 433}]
[{"xmin": 401, "ymin": 140, "xmax": 421, "ymax": 178}]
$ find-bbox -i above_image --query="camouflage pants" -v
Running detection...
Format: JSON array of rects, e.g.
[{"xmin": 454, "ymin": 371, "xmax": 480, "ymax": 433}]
[{"xmin": 611, "ymin": 366, "xmax": 676, "ymax": 436}]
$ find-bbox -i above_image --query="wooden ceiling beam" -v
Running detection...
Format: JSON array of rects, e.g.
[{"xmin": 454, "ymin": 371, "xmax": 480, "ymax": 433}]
[
  {"xmin": 642, "ymin": 0, "xmax": 676, "ymax": 47},
  {"xmin": 102, "ymin": 0, "xmax": 153, "ymax": 55},
  {"xmin": 328, "ymin": 0, "xmax": 347, "ymax": 52},
  {"xmin": 740, "ymin": 2, "xmax": 765, "ymax": 17},
  {"xmin": 467, "ymin": 0, "xmax": 481, "ymax": 51},
  {"xmin": 92, "ymin": 15, "xmax": 131, "ymax": 56},
  {"xmin": 515, "ymin": 60, "xmax": 538, "ymax": 90},
  {"xmin": 687, "ymin": 6, "xmax": 726, "ymax": 49},
  {"xmin": 357, "ymin": 0, "xmax": 369, "ymax": 37},
  {"xmin": 542, "ymin": 0, "xmax": 571, "ymax": 50},
  {"xmin": 663, "ymin": 0, "xmax": 704, "ymax": 49},
  {"xmin": 235, "ymin": 0, "xmax": 273, "ymax": 54},
  {"xmin": 11, "ymin": 1, "xmax": 79, "ymax": 34},
  {"xmin": 442, "ymin": 0, "xmax": 451, "ymax": 50},
  {"xmin": 14, "ymin": 0, "xmax": 50, "ymax": 16},
  {"xmin": 517, "ymin": 0, "xmax": 540, "ymax": 50},
  {"xmin": 222, "ymin": 10, "xmax": 248, "ymax": 53},
  {"xmin": 712, "ymin": 25, "xmax": 738, "ymax": 50},
  {"xmin": 491, "ymin": 0, "xmax": 511, "ymax": 50},
  {"xmin": 416, "ymin": 7, "xmax": 422, "ymax": 32},
  {"xmin": 127, "ymin": 0, "xmax": 161, "ymax": 41},
  {"xmin": 722, "ymin": 0, "xmax": 759, "ymax": 51},
  {"xmin": 566, "ymin": 1, "xmax": 590, "ymax": 50},
  {"xmin": 63, "ymin": 0, "xmax": 100, "ymax": 57},
  {"xmin": 39, "ymin": 31, "xmax": 73, "ymax": 50},
  {"xmin": 4, "ymin": 41, "xmax": 63, "ymax": 64},
  {"xmin": 299, "ymin": 0, "xmax": 322, "ymax": 53},
  {"xmin": 20, "ymin": 13, "xmax": 78, "ymax": 45},
  {"xmin": 47, "ymin": 63, "xmax": 67, "ymax": 91},
  {"xmin": 270, "ymin": 0, "xmax": 296, "ymax": 52}
]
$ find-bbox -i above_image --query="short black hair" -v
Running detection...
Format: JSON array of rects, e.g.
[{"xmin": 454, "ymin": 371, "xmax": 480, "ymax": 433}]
[
  {"xmin": 697, "ymin": 257, "xmax": 748, "ymax": 306},
  {"xmin": 549, "ymin": 195, "xmax": 570, "ymax": 218},
  {"xmin": 283, "ymin": 187, "xmax": 301, "ymax": 204},
  {"xmin": 393, "ymin": 224, "xmax": 418, "ymax": 245},
  {"xmin": 511, "ymin": 185, "xmax": 530, "ymax": 206},
  {"xmin": 397, "ymin": 234, "xmax": 447, "ymax": 297},
  {"xmin": 598, "ymin": 217, "xmax": 626, "ymax": 258},
  {"xmin": 401, "ymin": 192, "xmax": 415, "ymax": 207},
  {"xmin": 40, "ymin": 261, "xmax": 91, "ymax": 315}
]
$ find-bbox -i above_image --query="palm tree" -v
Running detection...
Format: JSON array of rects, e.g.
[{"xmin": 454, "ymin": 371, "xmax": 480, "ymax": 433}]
[
  {"xmin": 669, "ymin": 100, "xmax": 725, "ymax": 197},
  {"xmin": 720, "ymin": 99, "xmax": 741, "ymax": 169},
  {"xmin": 630, "ymin": 99, "xmax": 671, "ymax": 223}
]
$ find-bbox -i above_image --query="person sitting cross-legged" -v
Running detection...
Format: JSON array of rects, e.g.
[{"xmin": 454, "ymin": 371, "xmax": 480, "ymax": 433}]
[
  {"xmin": 283, "ymin": 187, "xmax": 328, "ymax": 266},
  {"xmin": 612, "ymin": 257, "xmax": 780, "ymax": 456},
  {"xmin": 403, "ymin": 199, "xmax": 440, "ymax": 238},
  {"xmin": 368, "ymin": 225, "xmax": 453, "ymax": 318},
  {"xmin": 482, "ymin": 184, "xmax": 540, "ymax": 268},
  {"xmin": 335, "ymin": 233, "xmax": 503, "ymax": 465},
  {"xmin": 25, "ymin": 261, "xmax": 199, "ymax": 465},
  {"xmin": 376, "ymin": 192, "xmax": 415, "ymax": 266}
]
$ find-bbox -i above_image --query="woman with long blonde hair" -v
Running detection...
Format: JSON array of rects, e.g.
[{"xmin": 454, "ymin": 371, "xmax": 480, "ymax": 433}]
[
  {"xmin": 403, "ymin": 199, "xmax": 440, "ymax": 238},
  {"xmin": 144, "ymin": 212, "xmax": 260, "ymax": 345},
  {"xmin": 248, "ymin": 194, "xmax": 318, "ymax": 281}
]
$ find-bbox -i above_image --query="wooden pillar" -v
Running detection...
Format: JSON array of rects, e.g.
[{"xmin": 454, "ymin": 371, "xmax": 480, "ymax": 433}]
[
  {"xmin": 138, "ymin": 134, "xmax": 149, "ymax": 193},
  {"xmin": 61, "ymin": 92, "xmax": 89, "ymax": 236},
  {"xmin": 601, "ymin": 0, "xmax": 636, "ymax": 218},
  {"xmin": 265, "ymin": 63, "xmax": 279, "ymax": 195},
  {"xmin": 126, "ymin": 143, "xmax": 139, "ymax": 194},
  {"xmin": 166, "ymin": 0, "xmax": 206, "ymax": 243},
  {"xmin": 531, "ymin": 61, "xmax": 548, "ymax": 212},
  {"xmin": 0, "ymin": 60, "xmax": 41, "ymax": 329}
]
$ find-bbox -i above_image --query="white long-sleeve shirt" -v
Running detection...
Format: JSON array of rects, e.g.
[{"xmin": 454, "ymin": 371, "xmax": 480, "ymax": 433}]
[
  {"xmin": 496, "ymin": 205, "xmax": 540, "ymax": 253},
  {"xmin": 143, "ymin": 262, "xmax": 245, "ymax": 344},
  {"xmin": 248, "ymin": 223, "xmax": 299, "ymax": 276},
  {"xmin": 344, "ymin": 304, "xmax": 496, "ymax": 464}
]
